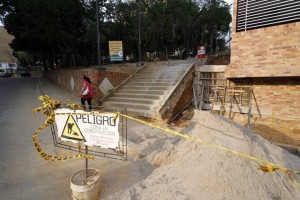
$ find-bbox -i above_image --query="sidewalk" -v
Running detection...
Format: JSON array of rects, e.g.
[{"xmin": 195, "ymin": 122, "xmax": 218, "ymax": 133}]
[{"xmin": 38, "ymin": 77, "xmax": 80, "ymax": 105}]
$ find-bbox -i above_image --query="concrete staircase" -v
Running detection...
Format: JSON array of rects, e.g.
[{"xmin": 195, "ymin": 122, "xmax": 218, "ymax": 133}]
[{"xmin": 101, "ymin": 62, "xmax": 194, "ymax": 119}]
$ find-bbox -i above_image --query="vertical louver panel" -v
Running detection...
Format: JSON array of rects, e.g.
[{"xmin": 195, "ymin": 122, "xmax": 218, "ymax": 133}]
[{"xmin": 236, "ymin": 0, "xmax": 300, "ymax": 32}]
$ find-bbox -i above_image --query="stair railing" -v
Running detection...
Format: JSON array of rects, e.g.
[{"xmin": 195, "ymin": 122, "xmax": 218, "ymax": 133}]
[{"xmin": 99, "ymin": 65, "xmax": 147, "ymax": 104}]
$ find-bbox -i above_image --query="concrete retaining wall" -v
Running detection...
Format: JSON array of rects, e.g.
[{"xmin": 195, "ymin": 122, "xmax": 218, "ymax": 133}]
[
  {"xmin": 44, "ymin": 68, "xmax": 129, "ymax": 105},
  {"xmin": 159, "ymin": 66, "xmax": 194, "ymax": 122}
]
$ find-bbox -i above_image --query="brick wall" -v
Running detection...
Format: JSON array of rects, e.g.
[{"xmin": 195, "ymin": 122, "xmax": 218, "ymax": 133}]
[
  {"xmin": 226, "ymin": 1, "xmax": 300, "ymax": 78},
  {"xmin": 252, "ymin": 78, "xmax": 300, "ymax": 120},
  {"xmin": 45, "ymin": 68, "xmax": 129, "ymax": 105},
  {"xmin": 229, "ymin": 77, "xmax": 300, "ymax": 120},
  {"xmin": 224, "ymin": 1, "xmax": 300, "ymax": 120}
]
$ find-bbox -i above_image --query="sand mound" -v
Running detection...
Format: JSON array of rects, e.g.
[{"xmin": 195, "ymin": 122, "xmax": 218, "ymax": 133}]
[{"xmin": 104, "ymin": 111, "xmax": 300, "ymax": 200}]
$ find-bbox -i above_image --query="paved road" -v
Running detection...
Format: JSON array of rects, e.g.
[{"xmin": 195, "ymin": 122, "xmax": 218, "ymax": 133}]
[
  {"xmin": 0, "ymin": 76, "xmax": 149, "ymax": 200},
  {"xmin": 0, "ymin": 77, "xmax": 83, "ymax": 199}
]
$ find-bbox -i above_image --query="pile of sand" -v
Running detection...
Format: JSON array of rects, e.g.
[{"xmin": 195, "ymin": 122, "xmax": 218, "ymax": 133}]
[{"xmin": 103, "ymin": 111, "xmax": 300, "ymax": 200}]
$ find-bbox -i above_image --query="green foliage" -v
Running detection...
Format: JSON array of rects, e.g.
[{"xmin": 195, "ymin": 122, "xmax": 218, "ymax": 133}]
[
  {"xmin": 143, "ymin": 0, "xmax": 202, "ymax": 59},
  {"xmin": 2, "ymin": 0, "xmax": 86, "ymax": 68},
  {"xmin": 0, "ymin": 0, "xmax": 231, "ymax": 67},
  {"xmin": 14, "ymin": 51, "xmax": 30, "ymax": 67}
]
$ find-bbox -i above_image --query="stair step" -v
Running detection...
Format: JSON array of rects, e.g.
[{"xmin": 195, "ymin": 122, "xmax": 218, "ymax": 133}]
[
  {"xmin": 116, "ymin": 89, "xmax": 166, "ymax": 95},
  {"xmin": 129, "ymin": 79, "xmax": 178, "ymax": 83},
  {"xmin": 125, "ymin": 82, "xmax": 175, "ymax": 87},
  {"xmin": 106, "ymin": 97, "xmax": 155, "ymax": 104},
  {"xmin": 135, "ymin": 74, "xmax": 183, "ymax": 78},
  {"xmin": 122, "ymin": 85, "xmax": 171, "ymax": 91},
  {"xmin": 103, "ymin": 101, "xmax": 158, "ymax": 111},
  {"xmin": 97, "ymin": 105, "xmax": 157, "ymax": 118},
  {"xmin": 132, "ymin": 79, "xmax": 179, "ymax": 83},
  {"xmin": 112, "ymin": 93, "xmax": 161, "ymax": 100},
  {"xmin": 124, "ymin": 108, "xmax": 157, "ymax": 118},
  {"xmin": 101, "ymin": 63, "xmax": 193, "ymax": 119},
  {"xmin": 141, "ymin": 69, "xmax": 187, "ymax": 73}
]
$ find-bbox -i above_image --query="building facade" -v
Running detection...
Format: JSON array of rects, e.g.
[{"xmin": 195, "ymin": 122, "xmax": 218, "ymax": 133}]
[
  {"xmin": 225, "ymin": 0, "xmax": 300, "ymax": 119},
  {"xmin": 0, "ymin": 62, "xmax": 18, "ymax": 74}
]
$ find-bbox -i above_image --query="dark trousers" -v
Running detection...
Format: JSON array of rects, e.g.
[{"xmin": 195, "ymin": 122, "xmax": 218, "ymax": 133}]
[{"xmin": 81, "ymin": 98, "xmax": 92, "ymax": 111}]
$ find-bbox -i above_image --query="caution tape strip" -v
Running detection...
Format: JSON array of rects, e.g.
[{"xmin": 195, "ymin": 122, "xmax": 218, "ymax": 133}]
[
  {"xmin": 32, "ymin": 96, "xmax": 299, "ymax": 190},
  {"xmin": 116, "ymin": 112, "xmax": 300, "ymax": 191},
  {"xmin": 32, "ymin": 95, "xmax": 93, "ymax": 161},
  {"xmin": 118, "ymin": 113, "xmax": 300, "ymax": 175}
]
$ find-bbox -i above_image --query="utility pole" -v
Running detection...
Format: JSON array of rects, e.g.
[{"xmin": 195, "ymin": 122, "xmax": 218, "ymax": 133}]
[
  {"xmin": 138, "ymin": 0, "xmax": 142, "ymax": 67},
  {"xmin": 96, "ymin": 0, "xmax": 105, "ymax": 70}
]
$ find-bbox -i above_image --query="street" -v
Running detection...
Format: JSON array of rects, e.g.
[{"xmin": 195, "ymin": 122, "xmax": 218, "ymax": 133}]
[
  {"xmin": 0, "ymin": 77, "xmax": 81, "ymax": 199},
  {"xmin": 0, "ymin": 77, "xmax": 146, "ymax": 200}
]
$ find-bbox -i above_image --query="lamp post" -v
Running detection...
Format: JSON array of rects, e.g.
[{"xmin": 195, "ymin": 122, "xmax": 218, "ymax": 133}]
[
  {"xmin": 138, "ymin": 0, "xmax": 142, "ymax": 67},
  {"xmin": 96, "ymin": 0, "xmax": 105, "ymax": 70}
]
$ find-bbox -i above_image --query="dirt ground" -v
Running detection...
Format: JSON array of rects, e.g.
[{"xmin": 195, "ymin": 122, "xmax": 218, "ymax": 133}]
[
  {"xmin": 105, "ymin": 110, "xmax": 300, "ymax": 200},
  {"xmin": 173, "ymin": 107, "xmax": 300, "ymax": 148},
  {"xmin": 233, "ymin": 114, "xmax": 300, "ymax": 147},
  {"xmin": 109, "ymin": 60, "xmax": 300, "ymax": 148},
  {"xmin": 177, "ymin": 56, "xmax": 300, "ymax": 148}
]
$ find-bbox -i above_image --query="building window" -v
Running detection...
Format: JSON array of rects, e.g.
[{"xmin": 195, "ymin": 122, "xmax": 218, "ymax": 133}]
[{"xmin": 236, "ymin": 0, "xmax": 300, "ymax": 32}]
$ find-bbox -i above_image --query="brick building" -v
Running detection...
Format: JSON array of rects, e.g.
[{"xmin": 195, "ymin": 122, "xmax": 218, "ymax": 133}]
[{"xmin": 225, "ymin": 0, "xmax": 300, "ymax": 119}]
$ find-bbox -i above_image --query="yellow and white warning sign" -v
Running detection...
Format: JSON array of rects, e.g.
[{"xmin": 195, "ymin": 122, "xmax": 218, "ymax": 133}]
[
  {"xmin": 61, "ymin": 115, "xmax": 86, "ymax": 142},
  {"xmin": 55, "ymin": 109, "xmax": 119, "ymax": 149}
]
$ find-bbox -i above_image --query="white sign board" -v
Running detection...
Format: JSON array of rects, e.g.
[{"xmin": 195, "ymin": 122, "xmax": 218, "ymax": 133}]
[
  {"xmin": 109, "ymin": 41, "xmax": 123, "ymax": 61},
  {"xmin": 98, "ymin": 77, "xmax": 114, "ymax": 95},
  {"xmin": 54, "ymin": 109, "xmax": 119, "ymax": 149}
]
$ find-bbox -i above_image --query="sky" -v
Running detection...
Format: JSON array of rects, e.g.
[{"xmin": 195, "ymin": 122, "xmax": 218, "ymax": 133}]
[
  {"xmin": 225, "ymin": 0, "xmax": 233, "ymax": 14},
  {"xmin": 225, "ymin": 0, "xmax": 233, "ymax": 4}
]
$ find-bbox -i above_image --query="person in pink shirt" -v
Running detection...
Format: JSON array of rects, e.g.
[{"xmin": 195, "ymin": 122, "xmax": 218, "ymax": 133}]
[{"xmin": 80, "ymin": 75, "xmax": 94, "ymax": 111}]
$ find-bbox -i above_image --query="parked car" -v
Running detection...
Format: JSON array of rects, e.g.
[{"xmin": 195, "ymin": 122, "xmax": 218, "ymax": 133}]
[
  {"xmin": 18, "ymin": 67, "xmax": 31, "ymax": 77},
  {"xmin": 0, "ymin": 71, "xmax": 11, "ymax": 77},
  {"xmin": 20, "ymin": 71, "xmax": 31, "ymax": 77}
]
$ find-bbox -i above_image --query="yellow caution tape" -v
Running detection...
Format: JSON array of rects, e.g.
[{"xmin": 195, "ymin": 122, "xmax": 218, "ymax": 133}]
[
  {"xmin": 257, "ymin": 165, "xmax": 280, "ymax": 172},
  {"xmin": 32, "ymin": 95, "xmax": 93, "ymax": 161},
  {"xmin": 33, "ymin": 96, "xmax": 299, "ymax": 190},
  {"xmin": 116, "ymin": 112, "xmax": 300, "ymax": 191},
  {"xmin": 119, "ymin": 113, "xmax": 299, "ymax": 174},
  {"xmin": 66, "ymin": 99, "xmax": 83, "ymax": 109}
]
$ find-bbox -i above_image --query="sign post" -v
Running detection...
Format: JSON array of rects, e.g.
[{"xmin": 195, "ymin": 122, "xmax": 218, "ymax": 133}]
[
  {"xmin": 109, "ymin": 41, "xmax": 123, "ymax": 62},
  {"xmin": 55, "ymin": 109, "xmax": 120, "ymax": 176},
  {"xmin": 86, "ymin": 145, "xmax": 88, "ymax": 178}
]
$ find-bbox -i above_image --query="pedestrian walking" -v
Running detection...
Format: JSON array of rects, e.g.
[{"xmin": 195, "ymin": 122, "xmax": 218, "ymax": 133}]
[{"xmin": 80, "ymin": 75, "xmax": 93, "ymax": 111}]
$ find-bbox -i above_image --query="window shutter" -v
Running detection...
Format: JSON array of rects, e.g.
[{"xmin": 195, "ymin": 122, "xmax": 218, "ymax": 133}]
[{"xmin": 236, "ymin": 0, "xmax": 300, "ymax": 32}]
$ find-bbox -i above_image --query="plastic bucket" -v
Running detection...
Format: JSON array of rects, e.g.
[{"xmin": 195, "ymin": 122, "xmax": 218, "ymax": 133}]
[{"xmin": 70, "ymin": 168, "xmax": 101, "ymax": 200}]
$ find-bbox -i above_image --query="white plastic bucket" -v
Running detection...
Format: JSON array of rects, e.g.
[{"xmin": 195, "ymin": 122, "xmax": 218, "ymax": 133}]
[{"xmin": 70, "ymin": 168, "xmax": 101, "ymax": 200}]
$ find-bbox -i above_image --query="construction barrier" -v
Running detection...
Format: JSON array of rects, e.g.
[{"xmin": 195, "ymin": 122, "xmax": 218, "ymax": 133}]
[{"xmin": 32, "ymin": 95, "xmax": 300, "ymax": 191}]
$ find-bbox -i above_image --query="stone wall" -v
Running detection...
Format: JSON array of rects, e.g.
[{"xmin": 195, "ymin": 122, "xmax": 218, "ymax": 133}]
[
  {"xmin": 226, "ymin": 1, "xmax": 300, "ymax": 78},
  {"xmin": 45, "ymin": 68, "xmax": 129, "ymax": 105}
]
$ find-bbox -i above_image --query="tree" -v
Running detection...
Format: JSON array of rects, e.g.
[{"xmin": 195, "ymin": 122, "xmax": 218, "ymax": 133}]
[
  {"xmin": 140, "ymin": 0, "xmax": 199, "ymax": 59},
  {"xmin": 0, "ymin": 0, "xmax": 232, "ymax": 67},
  {"xmin": 140, "ymin": 0, "xmax": 231, "ymax": 59},
  {"xmin": 14, "ymin": 51, "xmax": 31, "ymax": 67},
  {"xmin": 1, "ymin": 0, "xmax": 86, "ymax": 68},
  {"xmin": 200, "ymin": 0, "xmax": 231, "ymax": 53}
]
